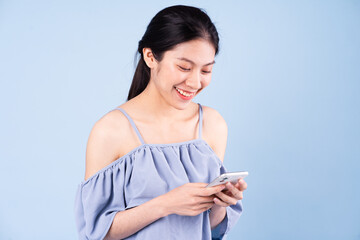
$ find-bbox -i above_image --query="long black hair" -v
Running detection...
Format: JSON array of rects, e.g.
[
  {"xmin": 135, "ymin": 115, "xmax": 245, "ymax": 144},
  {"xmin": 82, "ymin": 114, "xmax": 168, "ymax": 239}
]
[{"xmin": 127, "ymin": 5, "xmax": 220, "ymax": 100}]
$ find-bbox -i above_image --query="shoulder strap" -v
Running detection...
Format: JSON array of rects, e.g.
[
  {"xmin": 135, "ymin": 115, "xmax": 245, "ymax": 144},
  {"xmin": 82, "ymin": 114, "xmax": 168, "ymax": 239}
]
[
  {"xmin": 198, "ymin": 103, "xmax": 203, "ymax": 139},
  {"xmin": 114, "ymin": 108, "xmax": 145, "ymax": 145}
]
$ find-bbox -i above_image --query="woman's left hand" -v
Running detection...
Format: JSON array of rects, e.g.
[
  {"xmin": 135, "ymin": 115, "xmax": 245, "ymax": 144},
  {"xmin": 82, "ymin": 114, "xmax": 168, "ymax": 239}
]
[{"xmin": 213, "ymin": 179, "xmax": 247, "ymax": 207}]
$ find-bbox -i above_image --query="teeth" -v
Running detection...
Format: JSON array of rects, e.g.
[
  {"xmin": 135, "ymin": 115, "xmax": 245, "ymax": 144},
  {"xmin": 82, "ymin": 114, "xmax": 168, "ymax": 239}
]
[{"xmin": 176, "ymin": 87, "xmax": 194, "ymax": 97}]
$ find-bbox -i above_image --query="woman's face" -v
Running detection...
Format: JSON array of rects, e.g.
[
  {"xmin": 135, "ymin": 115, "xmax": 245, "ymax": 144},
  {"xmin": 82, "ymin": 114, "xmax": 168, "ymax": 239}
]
[{"xmin": 149, "ymin": 39, "xmax": 216, "ymax": 109}]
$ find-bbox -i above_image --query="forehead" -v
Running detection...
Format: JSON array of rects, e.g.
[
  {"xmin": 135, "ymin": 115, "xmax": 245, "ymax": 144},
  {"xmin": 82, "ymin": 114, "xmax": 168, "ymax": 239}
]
[{"xmin": 163, "ymin": 39, "xmax": 216, "ymax": 65}]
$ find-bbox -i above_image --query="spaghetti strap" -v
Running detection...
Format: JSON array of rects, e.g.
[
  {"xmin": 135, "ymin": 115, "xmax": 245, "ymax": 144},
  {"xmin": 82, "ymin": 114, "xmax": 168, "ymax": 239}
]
[
  {"xmin": 114, "ymin": 108, "xmax": 145, "ymax": 145},
  {"xmin": 197, "ymin": 103, "xmax": 203, "ymax": 139}
]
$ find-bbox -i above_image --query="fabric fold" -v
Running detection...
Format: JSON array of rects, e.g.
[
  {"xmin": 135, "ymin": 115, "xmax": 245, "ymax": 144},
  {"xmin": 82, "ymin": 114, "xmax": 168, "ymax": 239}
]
[{"xmin": 74, "ymin": 140, "xmax": 243, "ymax": 240}]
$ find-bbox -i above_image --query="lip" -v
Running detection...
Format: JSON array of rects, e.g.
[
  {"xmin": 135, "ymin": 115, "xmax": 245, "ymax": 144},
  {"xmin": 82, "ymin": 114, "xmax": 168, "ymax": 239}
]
[
  {"xmin": 174, "ymin": 87, "xmax": 197, "ymax": 100},
  {"xmin": 175, "ymin": 87, "xmax": 197, "ymax": 94}
]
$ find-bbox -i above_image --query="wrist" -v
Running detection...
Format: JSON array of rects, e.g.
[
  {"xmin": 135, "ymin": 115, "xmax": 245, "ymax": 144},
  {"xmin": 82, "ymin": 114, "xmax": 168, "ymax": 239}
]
[
  {"xmin": 209, "ymin": 205, "xmax": 227, "ymax": 229},
  {"xmin": 210, "ymin": 205, "xmax": 226, "ymax": 219},
  {"xmin": 149, "ymin": 194, "xmax": 172, "ymax": 218},
  {"xmin": 210, "ymin": 204, "xmax": 225, "ymax": 214}
]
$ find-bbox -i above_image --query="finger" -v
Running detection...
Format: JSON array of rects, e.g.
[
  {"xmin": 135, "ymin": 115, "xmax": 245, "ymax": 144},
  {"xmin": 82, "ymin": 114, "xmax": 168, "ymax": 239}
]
[
  {"xmin": 196, "ymin": 196, "xmax": 216, "ymax": 204},
  {"xmin": 216, "ymin": 191, "xmax": 239, "ymax": 205},
  {"xmin": 215, "ymin": 189, "xmax": 233, "ymax": 199},
  {"xmin": 193, "ymin": 202, "xmax": 214, "ymax": 213},
  {"xmin": 221, "ymin": 189, "xmax": 232, "ymax": 196},
  {"xmin": 196, "ymin": 205, "xmax": 214, "ymax": 215},
  {"xmin": 213, "ymin": 197, "xmax": 230, "ymax": 207},
  {"xmin": 236, "ymin": 179, "xmax": 247, "ymax": 191},
  {"xmin": 189, "ymin": 206, "xmax": 214, "ymax": 216},
  {"xmin": 199, "ymin": 184, "xmax": 226, "ymax": 196},
  {"xmin": 188, "ymin": 182, "xmax": 209, "ymax": 188},
  {"xmin": 198, "ymin": 202, "xmax": 214, "ymax": 209},
  {"xmin": 226, "ymin": 182, "xmax": 243, "ymax": 200},
  {"xmin": 234, "ymin": 191, "xmax": 243, "ymax": 200}
]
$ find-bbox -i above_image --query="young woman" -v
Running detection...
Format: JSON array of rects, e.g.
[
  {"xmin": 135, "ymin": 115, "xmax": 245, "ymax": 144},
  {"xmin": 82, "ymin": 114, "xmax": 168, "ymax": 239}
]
[{"xmin": 75, "ymin": 5, "xmax": 247, "ymax": 240}]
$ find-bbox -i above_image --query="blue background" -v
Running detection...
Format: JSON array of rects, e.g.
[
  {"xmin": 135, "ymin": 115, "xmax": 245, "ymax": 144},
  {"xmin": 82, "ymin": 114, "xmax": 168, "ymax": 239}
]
[{"xmin": 0, "ymin": 0, "xmax": 359, "ymax": 239}]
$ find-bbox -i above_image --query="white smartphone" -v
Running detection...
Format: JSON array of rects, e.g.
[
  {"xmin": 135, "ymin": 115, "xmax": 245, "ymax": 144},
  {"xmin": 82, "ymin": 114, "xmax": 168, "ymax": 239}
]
[{"xmin": 206, "ymin": 171, "xmax": 248, "ymax": 188}]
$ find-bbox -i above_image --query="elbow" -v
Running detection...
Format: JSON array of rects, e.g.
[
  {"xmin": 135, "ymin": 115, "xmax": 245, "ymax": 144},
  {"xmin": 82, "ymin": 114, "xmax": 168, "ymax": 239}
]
[{"xmin": 103, "ymin": 224, "xmax": 128, "ymax": 240}]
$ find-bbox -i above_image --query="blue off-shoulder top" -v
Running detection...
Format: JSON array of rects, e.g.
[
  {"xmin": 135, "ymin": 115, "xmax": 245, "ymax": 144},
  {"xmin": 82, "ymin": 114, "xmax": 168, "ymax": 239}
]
[{"xmin": 74, "ymin": 103, "xmax": 243, "ymax": 240}]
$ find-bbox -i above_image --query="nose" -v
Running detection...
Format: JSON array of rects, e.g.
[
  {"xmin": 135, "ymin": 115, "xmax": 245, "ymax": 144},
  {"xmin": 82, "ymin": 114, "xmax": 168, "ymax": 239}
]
[{"xmin": 185, "ymin": 71, "xmax": 202, "ymax": 90}]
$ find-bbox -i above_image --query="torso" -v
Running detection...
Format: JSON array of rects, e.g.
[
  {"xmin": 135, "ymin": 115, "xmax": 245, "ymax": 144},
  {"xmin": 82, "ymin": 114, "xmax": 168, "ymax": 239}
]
[
  {"xmin": 113, "ymin": 101, "xmax": 198, "ymax": 153},
  {"xmin": 89, "ymin": 100, "xmax": 227, "ymax": 180}
]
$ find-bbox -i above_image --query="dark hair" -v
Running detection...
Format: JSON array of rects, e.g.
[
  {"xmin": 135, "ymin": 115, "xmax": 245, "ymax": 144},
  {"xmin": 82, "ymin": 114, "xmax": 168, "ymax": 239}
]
[{"xmin": 127, "ymin": 5, "xmax": 220, "ymax": 100}]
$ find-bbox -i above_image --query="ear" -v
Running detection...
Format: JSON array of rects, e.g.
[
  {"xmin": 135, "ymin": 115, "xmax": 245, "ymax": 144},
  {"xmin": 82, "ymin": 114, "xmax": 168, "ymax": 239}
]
[{"xmin": 142, "ymin": 48, "xmax": 157, "ymax": 68}]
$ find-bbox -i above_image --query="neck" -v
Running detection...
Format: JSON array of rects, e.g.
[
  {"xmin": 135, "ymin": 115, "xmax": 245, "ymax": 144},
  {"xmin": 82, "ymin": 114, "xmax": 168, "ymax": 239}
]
[{"xmin": 134, "ymin": 81, "xmax": 194, "ymax": 122}]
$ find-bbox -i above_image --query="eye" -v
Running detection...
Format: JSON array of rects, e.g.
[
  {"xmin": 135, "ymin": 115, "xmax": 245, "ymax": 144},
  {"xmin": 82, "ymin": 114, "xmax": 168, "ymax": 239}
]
[
  {"xmin": 178, "ymin": 65, "xmax": 191, "ymax": 71},
  {"xmin": 202, "ymin": 70, "xmax": 212, "ymax": 74}
]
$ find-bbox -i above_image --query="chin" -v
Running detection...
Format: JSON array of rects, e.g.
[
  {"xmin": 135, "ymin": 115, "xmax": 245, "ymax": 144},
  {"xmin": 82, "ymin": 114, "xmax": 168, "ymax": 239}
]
[
  {"xmin": 168, "ymin": 88, "xmax": 198, "ymax": 110},
  {"xmin": 176, "ymin": 99, "xmax": 197, "ymax": 111}
]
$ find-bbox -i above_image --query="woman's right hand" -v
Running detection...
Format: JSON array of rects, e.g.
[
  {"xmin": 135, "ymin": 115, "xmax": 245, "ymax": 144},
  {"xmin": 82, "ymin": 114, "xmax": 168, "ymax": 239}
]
[{"xmin": 160, "ymin": 183, "xmax": 226, "ymax": 216}]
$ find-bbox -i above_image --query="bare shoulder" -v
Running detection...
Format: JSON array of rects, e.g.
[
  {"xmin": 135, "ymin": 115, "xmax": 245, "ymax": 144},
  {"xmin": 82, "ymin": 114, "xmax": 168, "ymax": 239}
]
[
  {"xmin": 84, "ymin": 108, "xmax": 138, "ymax": 181},
  {"xmin": 201, "ymin": 105, "xmax": 228, "ymax": 162},
  {"xmin": 201, "ymin": 105, "xmax": 228, "ymax": 131}
]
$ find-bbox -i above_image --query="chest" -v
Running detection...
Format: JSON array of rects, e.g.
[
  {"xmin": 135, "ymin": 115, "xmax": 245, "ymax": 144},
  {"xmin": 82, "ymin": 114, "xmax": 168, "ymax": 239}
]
[
  {"xmin": 135, "ymin": 118, "xmax": 199, "ymax": 144},
  {"xmin": 123, "ymin": 144, "xmax": 221, "ymax": 209}
]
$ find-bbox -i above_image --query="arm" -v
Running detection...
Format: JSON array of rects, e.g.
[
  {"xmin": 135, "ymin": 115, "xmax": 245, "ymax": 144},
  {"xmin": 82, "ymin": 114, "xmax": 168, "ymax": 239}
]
[
  {"xmin": 202, "ymin": 106, "xmax": 247, "ymax": 230},
  {"xmin": 202, "ymin": 106, "xmax": 229, "ymax": 228},
  {"xmin": 105, "ymin": 183, "xmax": 225, "ymax": 239},
  {"xmin": 85, "ymin": 114, "xmax": 160, "ymax": 239},
  {"xmin": 104, "ymin": 196, "xmax": 167, "ymax": 240}
]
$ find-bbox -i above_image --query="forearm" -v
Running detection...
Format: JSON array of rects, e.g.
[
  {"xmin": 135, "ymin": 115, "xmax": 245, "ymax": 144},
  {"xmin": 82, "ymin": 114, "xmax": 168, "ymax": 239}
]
[
  {"xmin": 209, "ymin": 205, "xmax": 227, "ymax": 229},
  {"xmin": 104, "ymin": 195, "xmax": 169, "ymax": 240}
]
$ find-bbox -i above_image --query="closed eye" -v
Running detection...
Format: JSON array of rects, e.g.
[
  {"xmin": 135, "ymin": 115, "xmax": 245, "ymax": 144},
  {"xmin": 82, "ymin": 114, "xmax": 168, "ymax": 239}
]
[
  {"xmin": 178, "ymin": 66, "xmax": 191, "ymax": 71},
  {"xmin": 202, "ymin": 70, "xmax": 212, "ymax": 74}
]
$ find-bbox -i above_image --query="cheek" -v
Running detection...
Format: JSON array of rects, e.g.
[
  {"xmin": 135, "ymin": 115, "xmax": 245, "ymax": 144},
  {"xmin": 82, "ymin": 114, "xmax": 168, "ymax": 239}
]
[
  {"xmin": 163, "ymin": 66, "xmax": 183, "ymax": 82},
  {"xmin": 201, "ymin": 76, "xmax": 212, "ymax": 88},
  {"xmin": 171, "ymin": 72, "xmax": 188, "ymax": 85}
]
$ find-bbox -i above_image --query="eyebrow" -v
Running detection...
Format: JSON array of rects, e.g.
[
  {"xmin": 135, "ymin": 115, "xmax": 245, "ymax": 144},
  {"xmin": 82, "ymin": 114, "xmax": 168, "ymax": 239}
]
[{"xmin": 176, "ymin": 57, "xmax": 215, "ymax": 66}]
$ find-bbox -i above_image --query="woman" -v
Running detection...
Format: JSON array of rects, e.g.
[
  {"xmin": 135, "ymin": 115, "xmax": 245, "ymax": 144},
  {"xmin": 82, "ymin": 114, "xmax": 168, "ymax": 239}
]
[{"xmin": 75, "ymin": 5, "xmax": 247, "ymax": 240}]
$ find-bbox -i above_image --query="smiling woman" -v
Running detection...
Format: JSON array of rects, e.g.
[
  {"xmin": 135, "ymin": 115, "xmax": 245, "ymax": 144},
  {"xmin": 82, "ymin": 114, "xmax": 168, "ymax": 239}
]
[
  {"xmin": 74, "ymin": 5, "xmax": 247, "ymax": 240},
  {"xmin": 141, "ymin": 39, "xmax": 215, "ymax": 107}
]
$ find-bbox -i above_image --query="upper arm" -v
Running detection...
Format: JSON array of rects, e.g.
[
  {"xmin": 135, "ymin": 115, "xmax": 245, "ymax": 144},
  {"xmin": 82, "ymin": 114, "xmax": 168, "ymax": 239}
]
[
  {"xmin": 202, "ymin": 106, "xmax": 228, "ymax": 162},
  {"xmin": 84, "ymin": 112, "xmax": 124, "ymax": 181}
]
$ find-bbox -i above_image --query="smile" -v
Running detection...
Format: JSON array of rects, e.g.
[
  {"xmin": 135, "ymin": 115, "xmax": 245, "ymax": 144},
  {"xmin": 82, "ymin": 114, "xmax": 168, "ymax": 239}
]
[{"xmin": 175, "ymin": 87, "xmax": 196, "ymax": 97}]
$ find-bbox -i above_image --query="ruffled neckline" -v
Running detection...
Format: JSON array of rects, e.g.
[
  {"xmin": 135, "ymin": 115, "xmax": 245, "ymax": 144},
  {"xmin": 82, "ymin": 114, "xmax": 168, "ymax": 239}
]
[{"xmin": 80, "ymin": 138, "xmax": 222, "ymax": 186}]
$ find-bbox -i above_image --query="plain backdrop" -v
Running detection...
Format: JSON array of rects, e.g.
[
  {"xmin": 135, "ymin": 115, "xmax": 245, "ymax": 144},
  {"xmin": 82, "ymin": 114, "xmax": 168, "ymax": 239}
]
[{"xmin": 0, "ymin": 0, "xmax": 359, "ymax": 239}]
